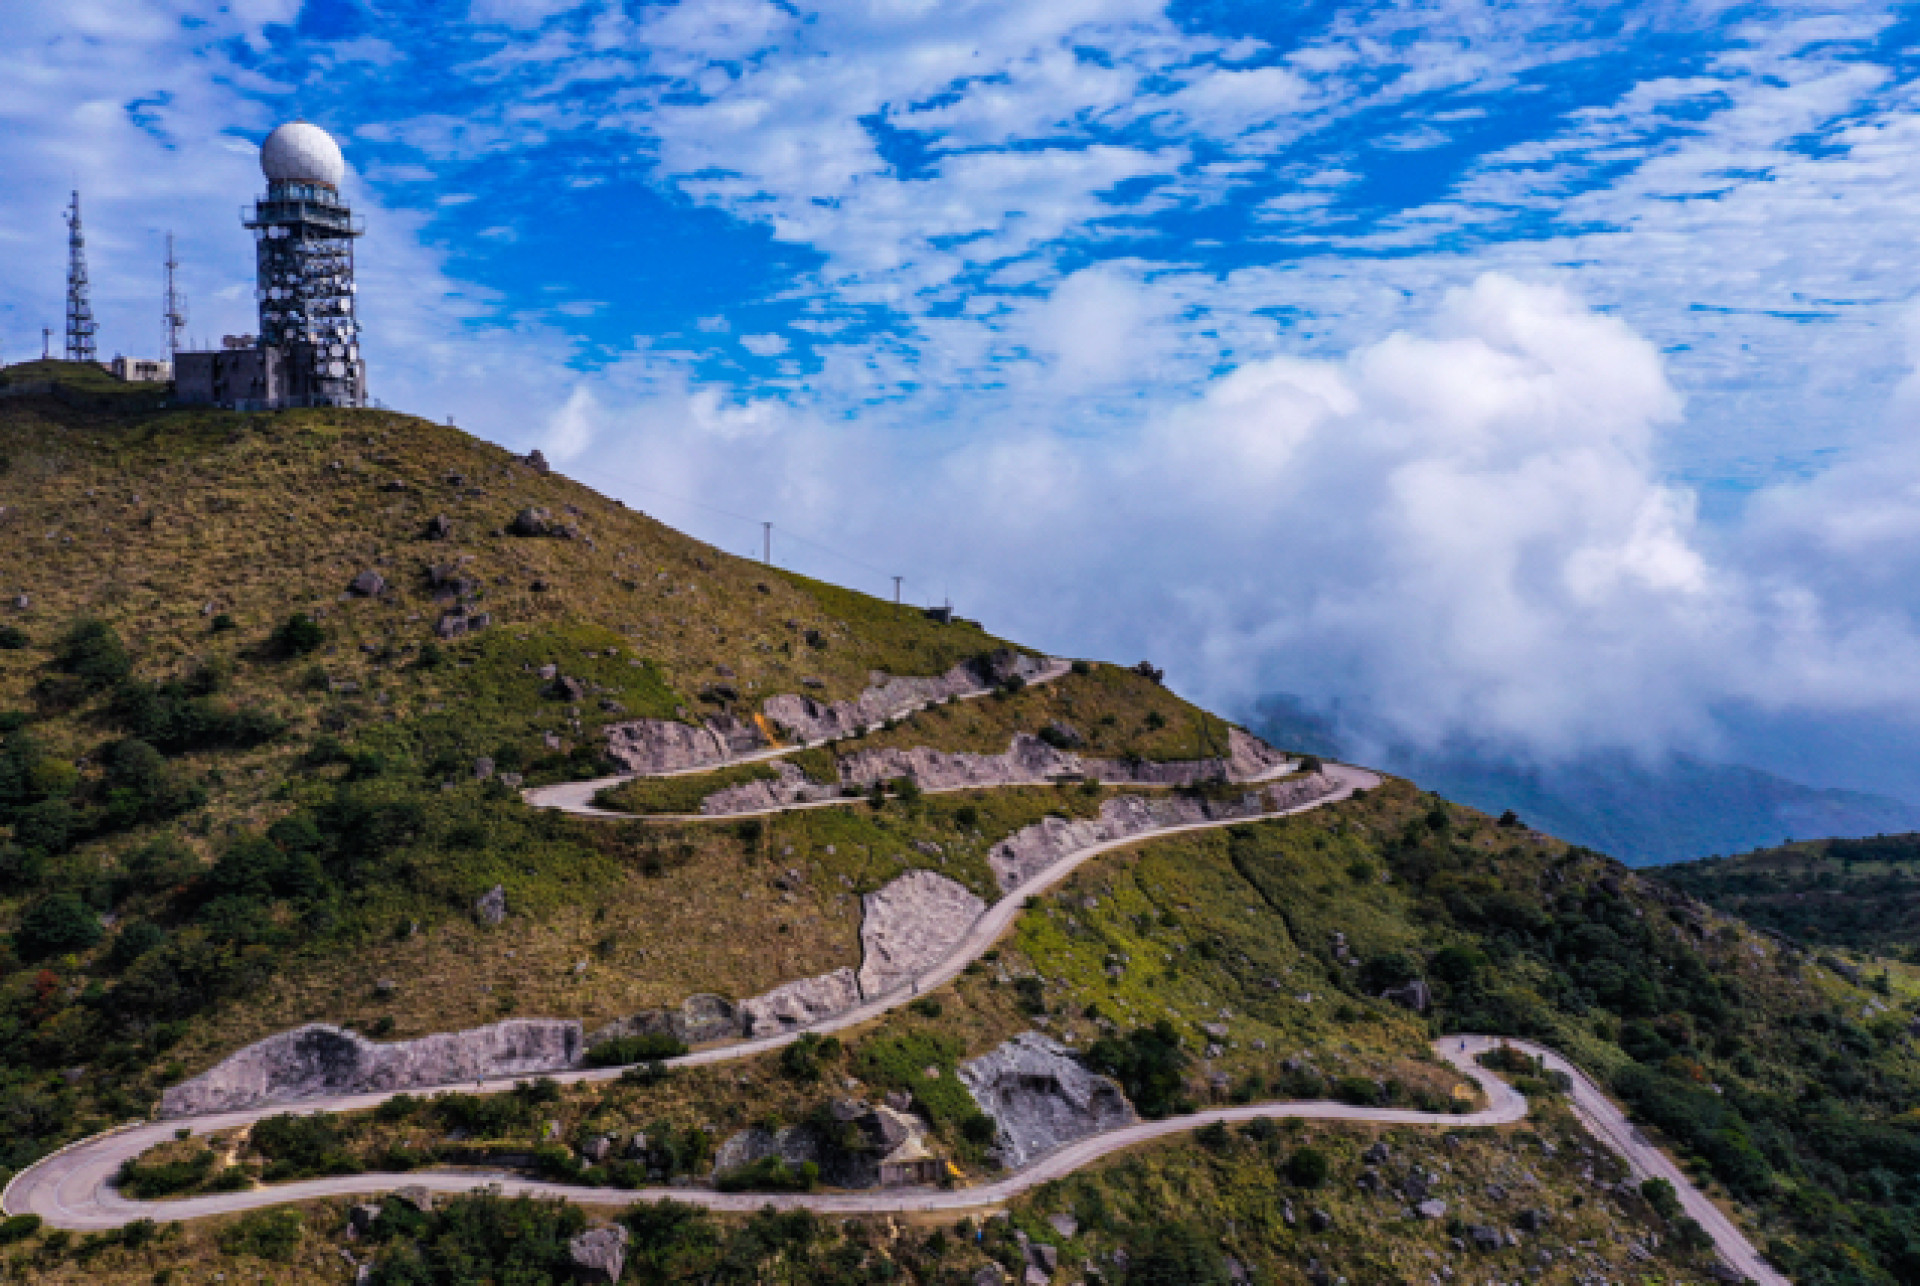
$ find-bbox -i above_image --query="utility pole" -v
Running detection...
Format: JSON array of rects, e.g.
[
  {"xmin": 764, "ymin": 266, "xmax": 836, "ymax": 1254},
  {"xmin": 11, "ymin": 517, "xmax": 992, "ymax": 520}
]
[
  {"xmin": 64, "ymin": 192, "xmax": 97, "ymax": 363},
  {"xmin": 42, "ymin": 328, "xmax": 51, "ymax": 360},
  {"xmin": 163, "ymin": 232, "xmax": 187, "ymax": 361},
  {"xmin": 762, "ymin": 522, "xmax": 771, "ymax": 566},
  {"xmin": 893, "ymin": 576, "xmax": 903, "ymax": 604}
]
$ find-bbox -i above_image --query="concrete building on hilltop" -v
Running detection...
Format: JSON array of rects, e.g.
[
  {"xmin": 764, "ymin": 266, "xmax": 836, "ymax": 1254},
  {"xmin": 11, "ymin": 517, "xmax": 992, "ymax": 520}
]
[{"xmin": 176, "ymin": 121, "xmax": 367, "ymax": 410}]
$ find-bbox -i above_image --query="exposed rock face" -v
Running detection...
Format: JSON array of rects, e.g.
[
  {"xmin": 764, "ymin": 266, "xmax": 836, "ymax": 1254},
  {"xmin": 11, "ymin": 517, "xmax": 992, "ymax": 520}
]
[
  {"xmin": 159, "ymin": 1019, "xmax": 584, "ymax": 1117},
  {"xmin": 1381, "ymin": 980, "xmax": 1432, "ymax": 1012},
  {"xmin": 602, "ymin": 714, "xmax": 767, "ymax": 775},
  {"xmin": 568, "ymin": 1225, "xmax": 627, "ymax": 1285},
  {"xmin": 857, "ymin": 870, "xmax": 986, "ymax": 999},
  {"xmin": 763, "ymin": 651, "xmax": 1056, "ymax": 745},
  {"xmin": 692, "ymin": 729, "xmax": 1295, "ymax": 818},
  {"xmin": 959, "ymin": 1032, "xmax": 1134, "ymax": 1170},
  {"xmin": 588, "ymin": 994, "xmax": 743, "ymax": 1047},
  {"xmin": 348, "ymin": 570, "xmax": 385, "ymax": 597},
  {"xmin": 739, "ymin": 968, "xmax": 862, "ymax": 1037},
  {"xmin": 988, "ymin": 773, "xmax": 1336, "ymax": 893},
  {"xmin": 602, "ymin": 654, "xmax": 1059, "ymax": 777}
]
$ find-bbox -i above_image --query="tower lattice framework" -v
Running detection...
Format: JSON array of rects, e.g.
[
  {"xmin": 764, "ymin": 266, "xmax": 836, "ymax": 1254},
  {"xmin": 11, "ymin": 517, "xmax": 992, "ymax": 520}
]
[
  {"xmin": 64, "ymin": 191, "xmax": 97, "ymax": 363},
  {"xmin": 243, "ymin": 175, "xmax": 365, "ymax": 406}
]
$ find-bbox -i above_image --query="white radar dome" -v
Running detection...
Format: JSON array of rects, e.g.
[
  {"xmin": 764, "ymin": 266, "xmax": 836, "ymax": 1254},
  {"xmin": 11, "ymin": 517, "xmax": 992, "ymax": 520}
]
[{"xmin": 261, "ymin": 121, "xmax": 345, "ymax": 188}]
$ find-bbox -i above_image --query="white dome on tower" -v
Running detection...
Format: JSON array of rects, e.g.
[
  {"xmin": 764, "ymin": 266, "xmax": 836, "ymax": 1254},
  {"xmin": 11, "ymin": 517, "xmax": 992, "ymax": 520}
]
[{"xmin": 261, "ymin": 121, "xmax": 345, "ymax": 188}]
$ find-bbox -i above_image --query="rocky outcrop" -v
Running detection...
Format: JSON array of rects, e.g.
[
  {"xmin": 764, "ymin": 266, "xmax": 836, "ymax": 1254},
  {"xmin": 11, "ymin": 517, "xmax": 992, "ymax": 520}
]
[
  {"xmin": 857, "ymin": 871, "xmax": 987, "ymax": 998},
  {"xmin": 604, "ymin": 713, "xmax": 768, "ymax": 775},
  {"xmin": 159, "ymin": 1019, "xmax": 584, "ymax": 1117},
  {"xmin": 588, "ymin": 994, "xmax": 743, "ymax": 1047},
  {"xmin": 959, "ymin": 1032, "xmax": 1135, "ymax": 1170},
  {"xmin": 762, "ymin": 651, "xmax": 1053, "ymax": 746},
  {"xmin": 603, "ymin": 653, "xmax": 1060, "ymax": 777},
  {"xmin": 568, "ymin": 1225, "xmax": 627, "ymax": 1285},
  {"xmin": 714, "ymin": 1099, "xmax": 932, "ymax": 1189},
  {"xmin": 691, "ymin": 730, "xmax": 1295, "ymax": 818},
  {"xmin": 738, "ymin": 968, "xmax": 862, "ymax": 1038},
  {"xmin": 987, "ymin": 773, "xmax": 1336, "ymax": 893},
  {"xmin": 475, "ymin": 884, "xmax": 508, "ymax": 925}
]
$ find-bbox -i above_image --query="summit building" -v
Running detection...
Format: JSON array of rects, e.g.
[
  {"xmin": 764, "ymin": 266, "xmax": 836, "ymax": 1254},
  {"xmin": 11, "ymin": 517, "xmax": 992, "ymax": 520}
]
[{"xmin": 176, "ymin": 121, "xmax": 367, "ymax": 409}]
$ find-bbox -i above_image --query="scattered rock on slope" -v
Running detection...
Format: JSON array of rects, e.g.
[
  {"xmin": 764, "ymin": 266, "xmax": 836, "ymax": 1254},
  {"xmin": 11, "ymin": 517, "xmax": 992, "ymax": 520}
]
[{"xmin": 568, "ymin": 1225, "xmax": 627, "ymax": 1285}]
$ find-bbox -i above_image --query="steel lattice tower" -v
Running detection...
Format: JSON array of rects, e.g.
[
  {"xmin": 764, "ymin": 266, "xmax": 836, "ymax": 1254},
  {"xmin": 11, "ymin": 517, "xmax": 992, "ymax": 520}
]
[
  {"xmin": 163, "ymin": 232, "xmax": 187, "ymax": 361},
  {"xmin": 64, "ymin": 191, "xmax": 97, "ymax": 363}
]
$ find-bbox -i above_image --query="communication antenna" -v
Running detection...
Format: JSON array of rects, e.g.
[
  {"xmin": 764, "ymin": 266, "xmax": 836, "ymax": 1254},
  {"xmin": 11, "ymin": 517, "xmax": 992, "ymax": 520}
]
[
  {"xmin": 163, "ymin": 232, "xmax": 187, "ymax": 360},
  {"xmin": 64, "ymin": 191, "xmax": 97, "ymax": 363}
]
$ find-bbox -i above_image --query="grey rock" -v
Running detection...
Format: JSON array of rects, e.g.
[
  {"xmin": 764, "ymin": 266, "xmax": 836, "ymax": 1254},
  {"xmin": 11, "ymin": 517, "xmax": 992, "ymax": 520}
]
[
  {"xmin": 973, "ymin": 1267, "xmax": 1008, "ymax": 1286},
  {"xmin": 1048, "ymin": 1213, "xmax": 1078, "ymax": 1239},
  {"xmin": 349, "ymin": 1203, "xmax": 384, "ymax": 1233},
  {"xmin": 435, "ymin": 611, "xmax": 470, "ymax": 640},
  {"xmin": 1467, "ymin": 1225, "xmax": 1504, "ymax": 1251},
  {"xmin": 1417, "ymin": 1199, "xmax": 1448, "ymax": 1220},
  {"xmin": 425, "ymin": 514, "xmax": 453, "ymax": 540},
  {"xmin": 763, "ymin": 650, "xmax": 1055, "ymax": 745},
  {"xmin": 392, "ymin": 1186, "xmax": 432, "ymax": 1212},
  {"xmin": 568, "ymin": 1224, "xmax": 627, "ymax": 1285},
  {"xmin": 525, "ymin": 449, "xmax": 551, "ymax": 475},
  {"xmin": 349, "ymin": 570, "xmax": 386, "ymax": 597},
  {"xmin": 857, "ymin": 870, "xmax": 986, "ymax": 998},
  {"xmin": 740, "ymin": 968, "xmax": 861, "ymax": 1037},
  {"xmin": 581, "ymin": 1134, "xmax": 614, "ymax": 1163},
  {"xmin": 1363, "ymin": 1141, "xmax": 1391, "ymax": 1164},
  {"xmin": 1309, "ymin": 1209, "xmax": 1332, "ymax": 1232},
  {"xmin": 473, "ymin": 757, "xmax": 495, "ymax": 780},
  {"xmin": 159, "ymin": 1019, "xmax": 583, "ymax": 1116},
  {"xmin": 476, "ymin": 884, "xmax": 508, "ymax": 925},
  {"xmin": 959, "ymin": 1032, "xmax": 1134, "ymax": 1169},
  {"xmin": 508, "ymin": 507, "xmax": 557, "ymax": 537},
  {"xmin": 1516, "ymin": 1208, "xmax": 1551, "ymax": 1232}
]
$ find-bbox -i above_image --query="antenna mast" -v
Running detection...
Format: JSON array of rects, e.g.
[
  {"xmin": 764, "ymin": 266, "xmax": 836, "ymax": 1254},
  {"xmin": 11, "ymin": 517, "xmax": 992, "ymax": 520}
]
[
  {"xmin": 64, "ymin": 192, "xmax": 97, "ymax": 363},
  {"xmin": 163, "ymin": 232, "xmax": 187, "ymax": 360}
]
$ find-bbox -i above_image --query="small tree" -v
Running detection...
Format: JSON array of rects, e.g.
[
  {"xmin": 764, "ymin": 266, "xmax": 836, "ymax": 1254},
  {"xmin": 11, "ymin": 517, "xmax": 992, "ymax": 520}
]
[
  {"xmin": 270, "ymin": 613, "xmax": 326, "ymax": 658},
  {"xmin": 14, "ymin": 893, "xmax": 102, "ymax": 960},
  {"xmin": 1285, "ymin": 1146, "xmax": 1330, "ymax": 1188}
]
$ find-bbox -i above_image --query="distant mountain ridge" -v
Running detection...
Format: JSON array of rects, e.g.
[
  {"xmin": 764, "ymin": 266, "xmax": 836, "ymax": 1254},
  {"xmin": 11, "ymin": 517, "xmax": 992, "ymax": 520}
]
[{"xmin": 1251, "ymin": 695, "xmax": 1920, "ymax": 866}]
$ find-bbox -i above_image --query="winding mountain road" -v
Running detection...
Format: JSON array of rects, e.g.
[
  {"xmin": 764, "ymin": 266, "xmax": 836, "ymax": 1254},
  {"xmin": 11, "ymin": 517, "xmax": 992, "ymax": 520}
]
[{"xmin": 1, "ymin": 746, "xmax": 1786, "ymax": 1283}]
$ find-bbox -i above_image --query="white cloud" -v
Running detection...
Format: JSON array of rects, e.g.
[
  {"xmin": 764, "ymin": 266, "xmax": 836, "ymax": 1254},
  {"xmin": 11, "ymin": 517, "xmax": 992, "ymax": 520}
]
[{"xmin": 740, "ymin": 332, "xmax": 789, "ymax": 356}]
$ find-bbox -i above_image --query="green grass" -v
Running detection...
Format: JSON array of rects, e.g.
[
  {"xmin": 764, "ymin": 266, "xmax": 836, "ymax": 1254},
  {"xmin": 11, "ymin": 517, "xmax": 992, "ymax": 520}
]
[{"xmin": 595, "ymin": 762, "xmax": 787, "ymax": 815}]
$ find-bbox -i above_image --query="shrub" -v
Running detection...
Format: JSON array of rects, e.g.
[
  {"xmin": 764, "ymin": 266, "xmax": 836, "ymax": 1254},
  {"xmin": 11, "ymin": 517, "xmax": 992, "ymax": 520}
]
[
  {"xmin": 269, "ymin": 613, "xmax": 326, "ymax": 658},
  {"xmin": 714, "ymin": 1155, "xmax": 820, "ymax": 1193},
  {"xmin": 780, "ymin": 1032, "xmax": 841, "ymax": 1084},
  {"xmin": 1640, "ymin": 1177, "xmax": 1682, "ymax": 1221},
  {"xmin": 585, "ymin": 1033, "xmax": 688, "ymax": 1067},
  {"xmin": 117, "ymin": 1149, "xmax": 217, "ymax": 1198},
  {"xmin": 1285, "ymin": 1146, "xmax": 1330, "ymax": 1188},
  {"xmin": 1086, "ymin": 1021, "xmax": 1192, "ymax": 1120},
  {"xmin": 14, "ymin": 893, "xmax": 102, "ymax": 960},
  {"xmin": 53, "ymin": 619, "xmax": 131, "ymax": 690},
  {"xmin": 0, "ymin": 1214, "xmax": 42, "ymax": 1244},
  {"xmin": 1333, "ymin": 1076, "xmax": 1380, "ymax": 1106},
  {"xmin": 1123, "ymin": 1222, "xmax": 1231, "ymax": 1285},
  {"xmin": 620, "ymin": 1061, "xmax": 673, "ymax": 1087},
  {"xmin": 0, "ymin": 626, "xmax": 28, "ymax": 650},
  {"xmin": 210, "ymin": 613, "xmax": 236, "ymax": 632}
]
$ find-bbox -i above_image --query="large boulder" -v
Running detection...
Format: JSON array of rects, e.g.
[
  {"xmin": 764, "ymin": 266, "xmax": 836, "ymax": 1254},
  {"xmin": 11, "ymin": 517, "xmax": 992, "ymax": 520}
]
[
  {"xmin": 739, "ymin": 968, "xmax": 861, "ymax": 1037},
  {"xmin": 568, "ymin": 1225, "xmax": 627, "ymax": 1285},
  {"xmin": 159, "ymin": 1019, "xmax": 583, "ymax": 1117},
  {"xmin": 959, "ymin": 1032, "xmax": 1135, "ymax": 1169},
  {"xmin": 857, "ymin": 870, "xmax": 986, "ymax": 999}
]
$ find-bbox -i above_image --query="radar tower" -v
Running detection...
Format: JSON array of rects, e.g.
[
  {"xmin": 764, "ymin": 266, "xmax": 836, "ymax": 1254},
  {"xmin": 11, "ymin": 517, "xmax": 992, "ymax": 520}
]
[{"xmin": 64, "ymin": 192, "xmax": 97, "ymax": 363}]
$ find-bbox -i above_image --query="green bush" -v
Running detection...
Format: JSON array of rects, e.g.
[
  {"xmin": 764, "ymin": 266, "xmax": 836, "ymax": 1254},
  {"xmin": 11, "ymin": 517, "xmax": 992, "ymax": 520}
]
[
  {"xmin": 585, "ymin": 1032, "xmax": 689, "ymax": 1067},
  {"xmin": 14, "ymin": 892, "xmax": 103, "ymax": 960},
  {"xmin": 0, "ymin": 1214, "xmax": 42, "ymax": 1244},
  {"xmin": 780, "ymin": 1032, "xmax": 842, "ymax": 1084},
  {"xmin": 118, "ymin": 1150, "xmax": 217, "ymax": 1198},
  {"xmin": 0, "ymin": 626, "xmax": 28, "ymax": 650},
  {"xmin": 53, "ymin": 619, "xmax": 131, "ymax": 690},
  {"xmin": 1086, "ymin": 1021, "xmax": 1192, "ymax": 1119},
  {"xmin": 1333, "ymin": 1076, "xmax": 1380, "ymax": 1106},
  {"xmin": 1285, "ymin": 1146, "xmax": 1330, "ymax": 1188},
  {"xmin": 269, "ymin": 613, "xmax": 326, "ymax": 658},
  {"xmin": 714, "ymin": 1155, "xmax": 820, "ymax": 1193}
]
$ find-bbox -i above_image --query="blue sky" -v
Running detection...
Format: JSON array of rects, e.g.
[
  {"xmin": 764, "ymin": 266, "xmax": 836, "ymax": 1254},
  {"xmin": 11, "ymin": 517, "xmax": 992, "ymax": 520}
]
[{"xmin": 9, "ymin": 0, "xmax": 1920, "ymax": 795}]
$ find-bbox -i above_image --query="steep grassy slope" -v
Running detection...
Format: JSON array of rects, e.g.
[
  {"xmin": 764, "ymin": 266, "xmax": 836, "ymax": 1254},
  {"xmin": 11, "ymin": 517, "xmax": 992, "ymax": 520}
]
[
  {"xmin": 7, "ymin": 383, "xmax": 1920, "ymax": 1286},
  {"xmin": 1661, "ymin": 833, "xmax": 1920, "ymax": 956}
]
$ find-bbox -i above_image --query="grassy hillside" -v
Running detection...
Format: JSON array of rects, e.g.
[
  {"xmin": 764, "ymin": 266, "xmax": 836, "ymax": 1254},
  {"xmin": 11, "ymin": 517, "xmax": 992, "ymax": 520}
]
[
  {"xmin": 1660, "ymin": 833, "xmax": 1920, "ymax": 956},
  {"xmin": 5, "ymin": 382, "xmax": 1920, "ymax": 1286}
]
